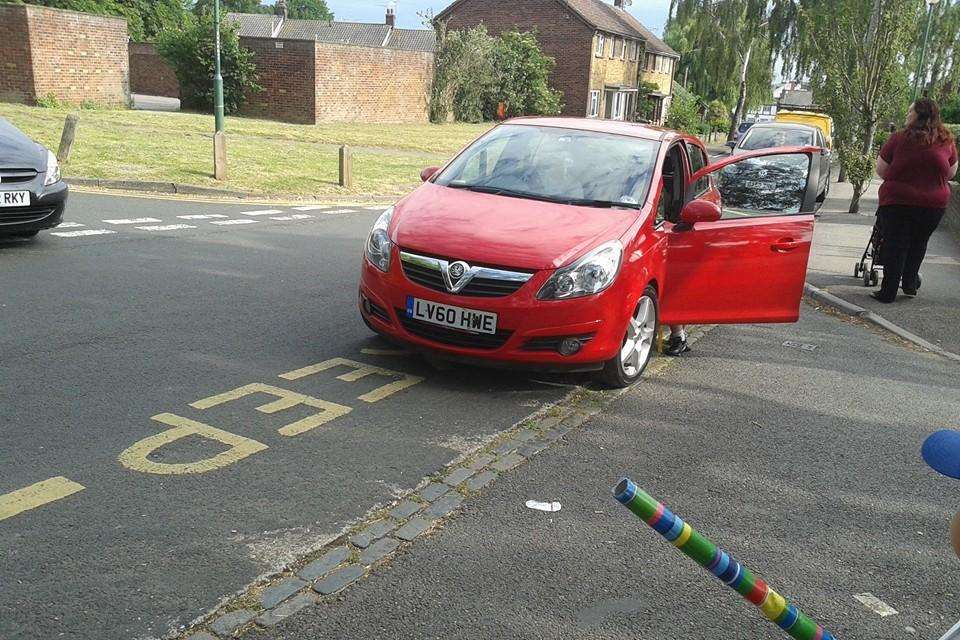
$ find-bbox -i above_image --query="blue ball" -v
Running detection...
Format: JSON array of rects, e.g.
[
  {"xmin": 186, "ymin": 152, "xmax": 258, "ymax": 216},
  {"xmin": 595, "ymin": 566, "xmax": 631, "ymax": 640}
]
[{"xmin": 921, "ymin": 430, "xmax": 960, "ymax": 479}]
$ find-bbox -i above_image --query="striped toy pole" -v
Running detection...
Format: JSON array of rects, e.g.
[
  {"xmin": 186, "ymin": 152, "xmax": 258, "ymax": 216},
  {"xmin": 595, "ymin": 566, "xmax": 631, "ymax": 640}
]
[{"xmin": 614, "ymin": 478, "xmax": 837, "ymax": 640}]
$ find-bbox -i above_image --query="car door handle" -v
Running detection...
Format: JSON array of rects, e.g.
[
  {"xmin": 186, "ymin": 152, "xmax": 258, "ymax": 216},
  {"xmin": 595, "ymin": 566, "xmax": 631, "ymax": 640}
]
[{"xmin": 771, "ymin": 238, "xmax": 800, "ymax": 253}]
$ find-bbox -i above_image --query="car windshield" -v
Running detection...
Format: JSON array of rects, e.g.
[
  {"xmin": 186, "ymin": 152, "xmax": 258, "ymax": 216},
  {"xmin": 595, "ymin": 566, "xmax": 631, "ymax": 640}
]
[
  {"xmin": 435, "ymin": 124, "xmax": 659, "ymax": 209},
  {"xmin": 739, "ymin": 127, "xmax": 813, "ymax": 150}
]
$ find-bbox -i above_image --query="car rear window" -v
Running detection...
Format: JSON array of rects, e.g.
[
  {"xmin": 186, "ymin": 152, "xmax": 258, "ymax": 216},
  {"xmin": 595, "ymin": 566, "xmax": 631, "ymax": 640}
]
[{"xmin": 739, "ymin": 127, "xmax": 814, "ymax": 151}]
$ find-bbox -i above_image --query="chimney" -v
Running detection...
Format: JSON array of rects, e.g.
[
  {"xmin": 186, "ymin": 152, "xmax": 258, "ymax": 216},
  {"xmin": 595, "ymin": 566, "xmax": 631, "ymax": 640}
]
[
  {"xmin": 386, "ymin": 2, "xmax": 396, "ymax": 27},
  {"xmin": 275, "ymin": 0, "xmax": 288, "ymax": 20},
  {"xmin": 614, "ymin": 0, "xmax": 624, "ymax": 7}
]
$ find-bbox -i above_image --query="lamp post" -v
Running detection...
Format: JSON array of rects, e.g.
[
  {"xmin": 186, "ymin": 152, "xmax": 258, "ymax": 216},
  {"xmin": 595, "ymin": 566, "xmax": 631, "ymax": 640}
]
[
  {"xmin": 213, "ymin": 0, "xmax": 225, "ymax": 133},
  {"xmin": 913, "ymin": 0, "xmax": 940, "ymax": 102}
]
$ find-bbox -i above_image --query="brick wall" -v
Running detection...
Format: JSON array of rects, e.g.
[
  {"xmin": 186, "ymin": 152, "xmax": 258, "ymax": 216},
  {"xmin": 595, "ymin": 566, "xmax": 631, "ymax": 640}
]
[
  {"xmin": 314, "ymin": 43, "xmax": 433, "ymax": 123},
  {"xmin": 239, "ymin": 37, "xmax": 316, "ymax": 124},
  {"xmin": 129, "ymin": 42, "xmax": 179, "ymax": 98},
  {"xmin": 441, "ymin": 0, "xmax": 595, "ymax": 118},
  {"xmin": 25, "ymin": 4, "xmax": 129, "ymax": 106},
  {"xmin": 0, "ymin": 5, "xmax": 34, "ymax": 103}
]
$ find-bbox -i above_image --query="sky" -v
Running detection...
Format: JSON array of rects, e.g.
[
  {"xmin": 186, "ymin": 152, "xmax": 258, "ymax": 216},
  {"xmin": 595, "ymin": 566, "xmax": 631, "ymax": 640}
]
[{"xmin": 292, "ymin": 1, "xmax": 673, "ymax": 36}]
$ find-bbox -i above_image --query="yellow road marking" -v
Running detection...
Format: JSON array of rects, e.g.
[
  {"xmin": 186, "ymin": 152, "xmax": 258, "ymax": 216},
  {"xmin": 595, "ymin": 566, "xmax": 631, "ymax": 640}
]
[
  {"xmin": 190, "ymin": 383, "xmax": 352, "ymax": 437},
  {"xmin": 279, "ymin": 357, "xmax": 423, "ymax": 403},
  {"xmin": 118, "ymin": 413, "xmax": 268, "ymax": 475},
  {"xmin": 0, "ymin": 476, "xmax": 85, "ymax": 522}
]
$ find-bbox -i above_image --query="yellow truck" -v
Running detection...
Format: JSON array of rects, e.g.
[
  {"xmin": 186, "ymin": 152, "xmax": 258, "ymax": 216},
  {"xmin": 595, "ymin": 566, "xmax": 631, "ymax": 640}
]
[{"xmin": 775, "ymin": 110, "xmax": 834, "ymax": 148}]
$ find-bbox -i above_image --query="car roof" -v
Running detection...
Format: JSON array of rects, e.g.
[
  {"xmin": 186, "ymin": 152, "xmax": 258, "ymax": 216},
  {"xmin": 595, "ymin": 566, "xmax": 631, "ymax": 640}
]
[
  {"xmin": 748, "ymin": 122, "xmax": 819, "ymax": 133},
  {"xmin": 504, "ymin": 117, "xmax": 679, "ymax": 142}
]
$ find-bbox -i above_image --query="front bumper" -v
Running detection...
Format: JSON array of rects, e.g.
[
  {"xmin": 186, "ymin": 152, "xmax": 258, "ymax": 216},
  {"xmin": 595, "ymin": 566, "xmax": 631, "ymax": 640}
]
[
  {"xmin": 358, "ymin": 256, "xmax": 630, "ymax": 370},
  {"xmin": 0, "ymin": 177, "xmax": 68, "ymax": 235}
]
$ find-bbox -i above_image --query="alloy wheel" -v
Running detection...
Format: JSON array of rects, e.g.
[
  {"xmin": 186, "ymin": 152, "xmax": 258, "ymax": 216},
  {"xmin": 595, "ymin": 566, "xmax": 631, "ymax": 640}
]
[{"xmin": 620, "ymin": 296, "xmax": 657, "ymax": 377}]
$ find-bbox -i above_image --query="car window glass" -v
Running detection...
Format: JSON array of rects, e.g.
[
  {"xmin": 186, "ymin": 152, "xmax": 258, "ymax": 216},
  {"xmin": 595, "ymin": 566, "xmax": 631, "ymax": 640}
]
[
  {"xmin": 436, "ymin": 124, "xmax": 660, "ymax": 207},
  {"xmin": 685, "ymin": 143, "xmax": 709, "ymax": 195},
  {"xmin": 655, "ymin": 145, "xmax": 684, "ymax": 226},
  {"xmin": 716, "ymin": 153, "xmax": 810, "ymax": 218},
  {"xmin": 739, "ymin": 128, "xmax": 814, "ymax": 151}
]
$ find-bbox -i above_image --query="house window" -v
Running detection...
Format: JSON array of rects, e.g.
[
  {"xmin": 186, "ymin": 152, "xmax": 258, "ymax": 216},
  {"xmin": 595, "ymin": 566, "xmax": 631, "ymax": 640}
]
[
  {"xmin": 588, "ymin": 90, "xmax": 600, "ymax": 118},
  {"xmin": 620, "ymin": 39, "xmax": 626, "ymax": 60},
  {"xmin": 646, "ymin": 53, "xmax": 655, "ymax": 71},
  {"xmin": 595, "ymin": 33, "xmax": 605, "ymax": 57},
  {"xmin": 610, "ymin": 37, "xmax": 619, "ymax": 59},
  {"xmin": 631, "ymin": 41, "xmax": 640, "ymax": 61}
]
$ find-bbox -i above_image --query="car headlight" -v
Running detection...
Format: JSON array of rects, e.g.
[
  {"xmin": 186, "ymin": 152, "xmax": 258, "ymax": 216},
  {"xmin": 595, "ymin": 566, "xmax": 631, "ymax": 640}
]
[
  {"xmin": 365, "ymin": 206, "xmax": 394, "ymax": 272},
  {"xmin": 538, "ymin": 240, "xmax": 623, "ymax": 300},
  {"xmin": 44, "ymin": 150, "xmax": 61, "ymax": 186}
]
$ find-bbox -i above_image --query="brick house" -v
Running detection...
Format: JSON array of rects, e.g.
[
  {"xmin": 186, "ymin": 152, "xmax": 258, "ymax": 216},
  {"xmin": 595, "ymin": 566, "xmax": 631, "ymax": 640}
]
[
  {"xmin": 435, "ymin": 0, "xmax": 678, "ymax": 124},
  {"xmin": 228, "ymin": 5, "xmax": 436, "ymax": 124}
]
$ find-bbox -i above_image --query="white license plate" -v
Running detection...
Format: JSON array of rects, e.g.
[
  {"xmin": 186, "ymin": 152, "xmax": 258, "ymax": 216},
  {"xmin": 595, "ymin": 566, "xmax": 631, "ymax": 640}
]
[
  {"xmin": 0, "ymin": 191, "xmax": 30, "ymax": 208},
  {"xmin": 406, "ymin": 296, "xmax": 498, "ymax": 335}
]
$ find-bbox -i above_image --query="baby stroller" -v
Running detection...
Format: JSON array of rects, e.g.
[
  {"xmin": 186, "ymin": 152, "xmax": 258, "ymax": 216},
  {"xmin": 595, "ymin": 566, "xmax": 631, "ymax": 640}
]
[{"xmin": 853, "ymin": 217, "xmax": 883, "ymax": 287}]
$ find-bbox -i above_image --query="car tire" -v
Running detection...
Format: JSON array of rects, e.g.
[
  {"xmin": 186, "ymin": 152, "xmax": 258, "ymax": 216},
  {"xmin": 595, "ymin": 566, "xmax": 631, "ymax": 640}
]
[{"xmin": 599, "ymin": 286, "xmax": 659, "ymax": 389}]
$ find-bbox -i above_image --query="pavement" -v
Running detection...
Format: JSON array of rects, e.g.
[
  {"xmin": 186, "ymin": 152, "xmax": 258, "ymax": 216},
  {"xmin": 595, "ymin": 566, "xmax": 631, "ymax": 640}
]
[
  {"xmin": 132, "ymin": 93, "xmax": 181, "ymax": 112},
  {"xmin": 249, "ymin": 307, "xmax": 960, "ymax": 640},
  {"xmin": 808, "ymin": 179, "xmax": 960, "ymax": 356}
]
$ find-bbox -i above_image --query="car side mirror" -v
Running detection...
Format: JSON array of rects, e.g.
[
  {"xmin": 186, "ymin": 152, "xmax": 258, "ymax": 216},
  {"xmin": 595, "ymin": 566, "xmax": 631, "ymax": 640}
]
[
  {"xmin": 421, "ymin": 166, "xmax": 441, "ymax": 182},
  {"xmin": 679, "ymin": 198, "xmax": 722, "ymax": 226}
]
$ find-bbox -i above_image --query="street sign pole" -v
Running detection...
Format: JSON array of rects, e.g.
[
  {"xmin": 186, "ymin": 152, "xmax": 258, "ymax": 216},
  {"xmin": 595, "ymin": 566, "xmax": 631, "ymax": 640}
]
[{"xmin": 213, "ymin": 0, "xmax": 225, "ymax": 133}]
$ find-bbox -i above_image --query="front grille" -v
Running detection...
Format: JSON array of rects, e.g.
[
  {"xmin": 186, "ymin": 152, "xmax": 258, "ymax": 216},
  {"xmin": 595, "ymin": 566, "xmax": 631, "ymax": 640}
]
[
  {"xmin": 367, "ymin": 300, "xmax": 390, "ymax": 323},
  {"xmin": 522, "ymin": 334, "xmax": 596, "ymax": 352},
  {"xmin": 397, "ymin": 309, "xmax": 513, "ymax": 350},
  {"xmin": 0, "ymin": 169, "xmax": 38, "ymax": 184},
  {"xmin": 400, "ymin": 250, "xmax": 533, "ymax": 298},
  {"xmin": 0, "ymin": 206, "xmax": 55, "ymax": 225}
]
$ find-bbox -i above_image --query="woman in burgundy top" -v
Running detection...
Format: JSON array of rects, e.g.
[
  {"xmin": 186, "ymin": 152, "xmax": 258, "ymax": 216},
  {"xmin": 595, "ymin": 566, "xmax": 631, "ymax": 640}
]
[{"xmin": 873, "ymin": 99, "xmax": 958, "ymax": 302}]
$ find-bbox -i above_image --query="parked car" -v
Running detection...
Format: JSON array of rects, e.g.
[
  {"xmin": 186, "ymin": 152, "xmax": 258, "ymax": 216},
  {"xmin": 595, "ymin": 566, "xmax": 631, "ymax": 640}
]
[
  {"xmin": 359, "ymin": 118, "xmax": 824, "ymax": 387},
  {"xmin": 729, "ymin": 122, "xmax": 831, "ymax": 203},
  {"xmin": 731, "ymin": 121, "xmax": 755, "ymax": 143},
  {"xmin": 776, "ymin": 109, "xmax": 834, "ymax": 148},
  {"xmin": 0, "ymin": 117, "xmax": 68, "ymax": 239}
]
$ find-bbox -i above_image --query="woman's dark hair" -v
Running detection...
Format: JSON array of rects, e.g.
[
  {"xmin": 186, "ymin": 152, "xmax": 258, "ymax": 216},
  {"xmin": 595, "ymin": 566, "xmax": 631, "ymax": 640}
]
[{"xmin": 904, "ymin": 98, "xmax": 956, "ymax": 147}]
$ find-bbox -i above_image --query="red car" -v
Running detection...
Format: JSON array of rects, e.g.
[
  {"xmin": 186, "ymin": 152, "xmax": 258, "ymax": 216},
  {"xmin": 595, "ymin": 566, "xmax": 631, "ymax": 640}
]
[{"xmin": 359, "ymin": 118, "xmax": 823, "ymax": 387}]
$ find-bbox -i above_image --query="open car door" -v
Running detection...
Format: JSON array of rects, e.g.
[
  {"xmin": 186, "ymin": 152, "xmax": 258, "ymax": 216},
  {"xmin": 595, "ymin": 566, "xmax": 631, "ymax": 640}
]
[{"xmin": 660, "ymin": 146, "xmax": 824, "ymax": 325}]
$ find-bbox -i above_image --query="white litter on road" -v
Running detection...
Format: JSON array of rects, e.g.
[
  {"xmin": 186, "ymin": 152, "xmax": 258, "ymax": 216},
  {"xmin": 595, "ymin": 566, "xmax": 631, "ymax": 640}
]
[
  {"xmin": 240, "ymin": 209, "xmax": 283, "ymax": 216},
  {"xmin": 135, "ymin": 224, "xmax": 197, "ymax": 232},
  {"xmin": 292, "ymin": 205, "xmax": 328, "ymax": 211},
  {"xmin": 57, "ymin": 222, "xmax": 85, "ymax": 228},
  {"xmin": 525, "ymin": 500, "xmax": 561, "ymax": 512},
  {"xmin": 102, "ymin": 218, "xmax": 161, "ymax": 225},
  {"xmin": 178, "ymin": 214, "xmax": 228, "ymax": 220},
  {"xmin": 853, "ymin": 593, "xmax": 898, "ymax": 617},
  {"xmin": 363, "ymin": 206, "xmax": 386, "ymax": 210},
  {"xmin": 325, "ymin": 209, "xmax": 355, "ymax": 215},
  {"xmin": 211, "ymin": 219, "xmax": 258, "ymax": 226},
  {"xmin": 50, "ymin": 229, "xmax": 117, "ymax": 238}
]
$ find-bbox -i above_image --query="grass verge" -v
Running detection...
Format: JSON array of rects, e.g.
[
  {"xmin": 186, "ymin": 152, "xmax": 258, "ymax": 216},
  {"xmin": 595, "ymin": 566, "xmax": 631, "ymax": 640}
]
[{"xmin": 1, "ymin": 104, "xmax": 492, "ymax": 198}]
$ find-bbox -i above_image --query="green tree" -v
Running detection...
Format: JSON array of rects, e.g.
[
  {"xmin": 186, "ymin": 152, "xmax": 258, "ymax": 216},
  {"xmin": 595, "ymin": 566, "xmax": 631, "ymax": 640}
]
[
  {"xmin": 791, "ymin": 0, "xmax": 921, "ymax": 212},
  {"xmin": 942, "ymin": 93, "xmax": 960, "ymax": 123},
  {"xmin": 192, "ymin": 0, "xmax": 268, "ymax": 17},
  {"xmin": 287, "ymin": 0, "xmax": 332, "ymax": 20},
  {"xmin": 488, "ymin": 30, "xmax": 562, "ymax": 119},
  {"xmin": 665, "ymin": 0, "xmax": 775, "ymax": 140},
  {"xmin": 664, "ymin": 90, "xmax": 702, "ymax": 135},
  {"xmin": 157, "ymin": 12, "xmax": 261, "ymax": 114}
]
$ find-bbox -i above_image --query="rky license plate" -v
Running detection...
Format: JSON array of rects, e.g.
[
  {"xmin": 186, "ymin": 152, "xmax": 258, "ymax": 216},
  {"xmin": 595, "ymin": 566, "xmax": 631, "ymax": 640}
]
[
  {"xmin": 0, "ymin": 191, "xmax": 30, "ymax": 208},
  {"xmin": 406, "ymin": 296, "xmax": 498, "ymax": 334}
]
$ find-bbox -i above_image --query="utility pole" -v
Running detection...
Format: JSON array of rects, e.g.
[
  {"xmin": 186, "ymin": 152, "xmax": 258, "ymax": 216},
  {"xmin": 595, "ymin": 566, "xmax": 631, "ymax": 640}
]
[{"xmin": 213, "ymin": 0, "xmax": 226, "ymax": 180}]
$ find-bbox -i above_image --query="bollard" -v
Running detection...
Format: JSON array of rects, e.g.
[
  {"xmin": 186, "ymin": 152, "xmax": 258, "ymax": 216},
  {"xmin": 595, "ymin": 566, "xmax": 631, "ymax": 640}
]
[
  {"xmin": 213, "ymin": 131, "xmax": 227, "ymax": 181},
  {"xmin": 613, "ymin": 478, "xmax": 837, "ymax": 640},
  {"xmin": 339, "ymin": 145, "xmax": 353, "ymax": 189},
  {"xmin": 57, "ymin": 114, "xmax": 79, "ymax": 164}
]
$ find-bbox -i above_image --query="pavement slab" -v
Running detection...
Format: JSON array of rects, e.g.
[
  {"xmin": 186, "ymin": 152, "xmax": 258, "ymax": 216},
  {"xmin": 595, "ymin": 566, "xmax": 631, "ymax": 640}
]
[{"xmin": 247, "ymin": 307, "xmax": 960, "ymax": 640}]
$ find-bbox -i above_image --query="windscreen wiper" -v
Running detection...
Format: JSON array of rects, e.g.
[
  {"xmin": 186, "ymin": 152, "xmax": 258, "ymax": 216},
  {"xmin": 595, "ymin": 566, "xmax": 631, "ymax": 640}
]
[
  {"xmin": 445, "ymin": 183, "xmax": 565, "ymax": 204},
  {"xmin": 563, "ymin": 198, "xmax": 641, "ymax": 209}
]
